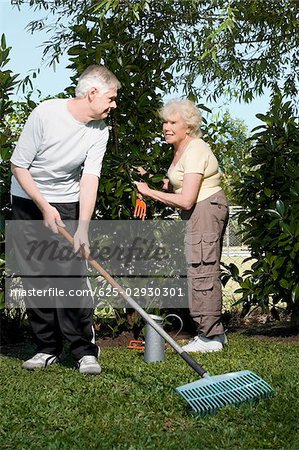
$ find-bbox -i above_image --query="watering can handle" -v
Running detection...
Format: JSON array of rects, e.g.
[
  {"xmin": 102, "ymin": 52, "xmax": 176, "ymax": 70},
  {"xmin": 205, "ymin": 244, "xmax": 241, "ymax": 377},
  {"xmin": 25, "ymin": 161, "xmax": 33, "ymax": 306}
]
[
  {"xmin": 58, "ymin": 226, "xmax": 207, "ymax": 378},
  {"xmin": 163, "ymin": 314, "xmax": 183, "ymax": 340}
]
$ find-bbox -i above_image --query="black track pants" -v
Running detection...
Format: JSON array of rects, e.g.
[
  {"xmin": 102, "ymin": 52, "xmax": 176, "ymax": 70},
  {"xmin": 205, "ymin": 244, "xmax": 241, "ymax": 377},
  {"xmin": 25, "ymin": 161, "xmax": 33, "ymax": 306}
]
[{"xmin": 11, "ymin": 196, "xmax": 99, "ymax": 360}]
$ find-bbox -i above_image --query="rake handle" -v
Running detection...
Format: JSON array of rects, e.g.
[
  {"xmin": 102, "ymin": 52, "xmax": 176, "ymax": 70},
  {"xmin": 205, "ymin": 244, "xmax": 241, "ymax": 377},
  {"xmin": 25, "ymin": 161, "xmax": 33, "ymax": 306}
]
[{"xmin": 58, "ymin": 226, "xmax": 207, "ymax": 378}]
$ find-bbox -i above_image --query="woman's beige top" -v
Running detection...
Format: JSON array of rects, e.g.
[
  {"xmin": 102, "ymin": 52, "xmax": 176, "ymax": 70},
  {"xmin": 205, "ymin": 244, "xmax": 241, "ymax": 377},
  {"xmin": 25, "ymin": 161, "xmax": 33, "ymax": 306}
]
[{"xmin": 167, "ymin": 138, "xmax": 222, "ymax": 202}]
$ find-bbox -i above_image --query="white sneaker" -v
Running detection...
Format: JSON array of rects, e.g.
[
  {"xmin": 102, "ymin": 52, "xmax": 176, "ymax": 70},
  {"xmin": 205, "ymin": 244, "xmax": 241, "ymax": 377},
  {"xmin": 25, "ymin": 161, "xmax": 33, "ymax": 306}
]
[
  {"xmin": 22, "ymin": 353, "xmax": 60, "ymax": 370},
  {"xmin": 78, "ymin": 355, "xmax": 101, "ymax": 375},
  {"xmin": 182, "ymin": 335, "xmax": 225, "ymax": 353},
  {"xmin": 215, "ymin": 333, "xmax": 228, "ymax": 346}
]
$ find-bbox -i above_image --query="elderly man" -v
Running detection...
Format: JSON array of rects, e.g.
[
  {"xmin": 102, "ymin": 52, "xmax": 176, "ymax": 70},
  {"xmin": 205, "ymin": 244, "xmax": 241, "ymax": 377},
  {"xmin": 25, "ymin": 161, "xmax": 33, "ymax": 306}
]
[{"xmin": 10, "ymin": 65, "xmax": 120, "ymax": 374}]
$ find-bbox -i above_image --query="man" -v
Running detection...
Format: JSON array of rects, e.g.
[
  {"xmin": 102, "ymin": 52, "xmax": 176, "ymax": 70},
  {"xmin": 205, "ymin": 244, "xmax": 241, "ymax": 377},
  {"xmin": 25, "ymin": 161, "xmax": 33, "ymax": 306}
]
[{"xmin": 10, "ymin": 65, "xmax": 120, "ymax": 374}]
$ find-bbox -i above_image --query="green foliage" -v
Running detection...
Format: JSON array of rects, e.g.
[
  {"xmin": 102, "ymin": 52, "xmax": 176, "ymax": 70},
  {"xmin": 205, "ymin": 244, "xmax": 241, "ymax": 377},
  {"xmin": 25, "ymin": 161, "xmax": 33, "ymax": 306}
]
[
  {"xmin": 0, "ymin": 34, "xmax": 37, "ymax": 317},
  {"xmin": 63, "ymin": 2, "xmax": 180, "ymax": 218},
  {"xmin": 11, "ymin": 0, "xmax": 294, "ymax": 218},
  {"xmin": 13, "ymin": 0, "xmax": 299, "ymax": 102},
  {"xmin": 233, "ymin": 93, "xmax": 299, "ymax": 319},
  {"xmin": 0, "ymin": 34, "xmax": 38, "ymax": 227},
  {"xmin": 9, "ymin": 2, "xmax": 252, "ymax": 218},
  {"xmin": 203, "ymin": 111, "xmax": 250, "ymax": 204},
  {"xmin": 0, "ymin": 34, "xmax": 18, "ymax": 313},
  {"xmin": 0, "ymin": 34, "xmax": 19, "ymax": 225},
  {"xmin": 1, "ymin": 336, "xmax": 299, "ymax": 449}
]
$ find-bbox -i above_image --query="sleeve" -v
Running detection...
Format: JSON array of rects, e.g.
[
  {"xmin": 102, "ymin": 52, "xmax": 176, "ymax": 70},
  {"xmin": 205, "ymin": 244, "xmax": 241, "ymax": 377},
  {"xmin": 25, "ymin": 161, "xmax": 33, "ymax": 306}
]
[
  {"xmin": 183, "ymin": 142, "xmax": 210, "ymax": 175},
  {"xmin": 10, "ymin": 107, "xmax": 43, "ymax": 168},
  {"xmin": 82, "ymin": 126, "xmax": 109, "ymax": 177}
]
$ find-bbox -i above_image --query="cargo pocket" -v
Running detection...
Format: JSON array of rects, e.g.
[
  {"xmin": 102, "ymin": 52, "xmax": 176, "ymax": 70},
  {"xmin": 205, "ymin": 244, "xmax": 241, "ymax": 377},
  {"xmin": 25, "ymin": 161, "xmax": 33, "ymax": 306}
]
[
  {"xmin": 210, "ymin": 198, "xmax": 228, "ymax": 208},
  {"xmin": 193, "ymin": 277, "xmax": 214, "ymax": 295},
  {"xmin": 189, "ymin": 277, "xmax": 214, "ymax": 315},
  {"xmin": 202, "ymin": 232, "xmax": 219, "ymax": 264},
  {"xmin": 210, "ymin": 198, "xmax": 229, "ymax": 222},
  {"xmin": 189, "ymin": 277, "xmax": 222, "ymax": 316},
  {"xmin": 184, "ymin": 232, "xmax": 202, "ymax": 263}
]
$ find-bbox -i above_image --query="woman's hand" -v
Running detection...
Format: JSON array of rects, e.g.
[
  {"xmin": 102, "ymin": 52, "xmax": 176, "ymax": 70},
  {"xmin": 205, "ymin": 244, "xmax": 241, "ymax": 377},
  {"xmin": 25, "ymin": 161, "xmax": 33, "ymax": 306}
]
[
  {"xmin": 134, "ymin": 181, "xmax": 151, "ymax": 196},
  {"xmin": 136, "ymin": 166, "xmax": 147, "ymax": 176},
  {"xmin": 162, "ymin": 178, "xmax": 170, "ymax": 191}
]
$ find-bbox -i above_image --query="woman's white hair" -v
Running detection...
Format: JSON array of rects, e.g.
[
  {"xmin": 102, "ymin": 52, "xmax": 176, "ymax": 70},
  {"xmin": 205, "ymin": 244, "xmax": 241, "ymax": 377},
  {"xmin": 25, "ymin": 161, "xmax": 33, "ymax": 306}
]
[
  {"xmin": 75, "ymin": 65, "xmax": 121, "ymax": 98},
  {"xmin": 159, "ymin": 99, "xmax": 202, "ymax": 137}
]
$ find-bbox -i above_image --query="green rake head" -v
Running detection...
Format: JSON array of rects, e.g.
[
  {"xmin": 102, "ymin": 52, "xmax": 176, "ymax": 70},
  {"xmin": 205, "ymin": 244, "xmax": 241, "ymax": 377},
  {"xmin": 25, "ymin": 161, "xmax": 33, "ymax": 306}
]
[{"xmin": 176, "ymin": 370, "xmax": 274, "ymax": 417}]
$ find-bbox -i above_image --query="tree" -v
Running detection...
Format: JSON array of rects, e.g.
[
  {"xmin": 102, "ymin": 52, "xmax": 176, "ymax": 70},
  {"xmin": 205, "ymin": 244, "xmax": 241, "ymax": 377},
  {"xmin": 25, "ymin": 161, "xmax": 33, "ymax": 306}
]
[
  {"xmin": 233, "ymin": 93, "xmax": 299, "ymax": 321},
  {"xmin": 11, "ymin": 0, "xmax": 269, "ymax": 218},
  {"xmin": 0, "ymin": 34, "xmax": 35, "ymax": 334},
  {"xmin": 0, "ymin": 34, "xmax": 20, "ymax": 230},
  {"xmin": 0, "ymin": 37, "xmax": 37, "ymax": 228},
  {"xmin": 203, "ymin": 111, "xmax": 250, "ymax": 204},
  {"xmin": 13, "ymin": 0, "xmax": 299, "ymax": 102}
]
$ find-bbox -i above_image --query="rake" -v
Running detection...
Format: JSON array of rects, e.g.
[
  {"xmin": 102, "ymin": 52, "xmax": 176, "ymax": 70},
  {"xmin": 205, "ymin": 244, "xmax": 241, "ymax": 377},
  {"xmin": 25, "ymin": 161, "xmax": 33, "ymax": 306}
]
[{"xmin": 58, "ymin": 227, "xmax": 274, "ymax": 417}]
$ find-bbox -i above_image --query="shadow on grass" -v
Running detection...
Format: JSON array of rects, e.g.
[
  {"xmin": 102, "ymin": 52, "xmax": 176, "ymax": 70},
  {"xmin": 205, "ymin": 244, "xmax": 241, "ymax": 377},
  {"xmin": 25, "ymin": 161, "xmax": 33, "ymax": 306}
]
[
  {"xmin": 239, "ymin": 321, "xmax": 299, "ymax": 339},
  {"xmin": 0, "ymin": 342, "xmax": 77, "ymax": 368},
  {"xmin": 0, "ymin": 341, "xmax": 35, "ymax": 359},
  {"xmin": 0, "ymin": 342, "xmax": 181, "ymax": 392}
]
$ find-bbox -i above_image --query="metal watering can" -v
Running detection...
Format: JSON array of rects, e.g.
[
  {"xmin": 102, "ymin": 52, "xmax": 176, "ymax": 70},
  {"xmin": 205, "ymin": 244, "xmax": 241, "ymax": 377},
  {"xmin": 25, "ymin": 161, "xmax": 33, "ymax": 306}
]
[{"xmin": 144, "ymin": 314, "xmax": 183, "ymax": 363}]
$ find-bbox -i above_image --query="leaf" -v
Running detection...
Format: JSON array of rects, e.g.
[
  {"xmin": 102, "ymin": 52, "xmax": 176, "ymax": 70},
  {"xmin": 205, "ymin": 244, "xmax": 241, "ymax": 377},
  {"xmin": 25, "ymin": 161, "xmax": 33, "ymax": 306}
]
[
  {"xmin": 279, "ymin": 279, "xmax": 290, "ymax": 289},
  {"xmin": 264, "ymin": 188, "xmax": 272, "ymax": 197},
  {"xmin": 291, "ymin": 285, "xmax": 299, "ymax": 303},
  {"xmin": 1, "ymin": 34, "xmax": 6, "ymax": 49},
  {"xmin": 273, "ymin": 257, "xmax": 286, "ymax": 270},
  {"xmin": 265, "ymin": 209, "xmax": 281, "ymax": 218},
  {"xmin": 276, "ymin": 199, "xmax": 285, "ymax": 216},
  {"xmin": 280, "ymin": 222, "xmax": 292, "ymax": 236},
  {"xmin": 228, "ymin": 263, "xmax": 240, "ymax": 278},
  {"xmin": 0, "ymin": 291, "xmax": 4, "ymax": 310},
  {"xmin": 255, "ymin": 113, "xmax": 273, "ymax": 126}
]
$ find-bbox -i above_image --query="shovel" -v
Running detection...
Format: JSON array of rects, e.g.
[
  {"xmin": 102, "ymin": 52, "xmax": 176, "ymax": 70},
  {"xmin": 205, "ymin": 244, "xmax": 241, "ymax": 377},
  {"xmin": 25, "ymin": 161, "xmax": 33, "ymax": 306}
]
[{"xmin": 58, "ymin": 227, "xmax": 274, "ymax": 417}]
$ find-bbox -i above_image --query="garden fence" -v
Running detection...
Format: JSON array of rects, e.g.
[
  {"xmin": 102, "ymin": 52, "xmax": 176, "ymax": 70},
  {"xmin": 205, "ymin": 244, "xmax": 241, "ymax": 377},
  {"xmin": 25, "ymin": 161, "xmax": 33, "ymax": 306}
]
[{"xmin": 222, "ymin": 206, "xmax": 250, "ymax": 308}]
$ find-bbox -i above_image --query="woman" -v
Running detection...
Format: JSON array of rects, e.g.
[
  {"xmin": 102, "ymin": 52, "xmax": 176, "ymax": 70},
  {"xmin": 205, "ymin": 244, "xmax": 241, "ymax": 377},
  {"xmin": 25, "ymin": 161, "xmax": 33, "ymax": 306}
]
[{"xmin": 135, "ymin": 99, "xmax": 229, "ymax": 353}]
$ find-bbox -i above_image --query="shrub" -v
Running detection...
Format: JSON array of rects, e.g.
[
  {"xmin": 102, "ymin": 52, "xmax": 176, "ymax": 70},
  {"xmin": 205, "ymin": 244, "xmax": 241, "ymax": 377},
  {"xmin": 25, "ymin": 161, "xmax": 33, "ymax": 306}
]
[{"xmin": 233, "ymin": 92, "xmax": 299, "ymax": 321}]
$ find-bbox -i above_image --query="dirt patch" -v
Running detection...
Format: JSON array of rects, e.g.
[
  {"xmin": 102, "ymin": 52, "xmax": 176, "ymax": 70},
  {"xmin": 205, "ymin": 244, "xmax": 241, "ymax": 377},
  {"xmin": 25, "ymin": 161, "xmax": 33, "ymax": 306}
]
[
  {"xmin": 238, "ymin": 322, "xmax": 299, "ymax": 343},
  {"xmin": 96, "ymin": 330, "xmax": 194, "ymax": 348},
  {"xmin": 1, "ymin": 311, "xmax": 298, "ymax": 353},
  {"xmin": 96, "ymin": 331, "xmax": 135, "ymax": 348}
]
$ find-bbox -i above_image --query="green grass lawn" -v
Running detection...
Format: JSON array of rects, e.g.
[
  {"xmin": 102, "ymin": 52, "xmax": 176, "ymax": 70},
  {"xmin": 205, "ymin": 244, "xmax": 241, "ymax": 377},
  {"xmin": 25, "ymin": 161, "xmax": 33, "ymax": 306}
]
[{"xmin": 1, "ymin": 334, "xmax": 298, "ymax": 450}]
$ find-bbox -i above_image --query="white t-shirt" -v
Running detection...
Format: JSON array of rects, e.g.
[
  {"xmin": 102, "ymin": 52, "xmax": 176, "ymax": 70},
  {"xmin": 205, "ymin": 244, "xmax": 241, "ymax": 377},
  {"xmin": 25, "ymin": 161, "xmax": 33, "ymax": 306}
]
[
  {"xmin": 10, "ymin": 98, "xmax": 109, "ymax": 202},
  {"xmin": 167, "ymin": 138, "xmax": 222, "ymax": 202}
]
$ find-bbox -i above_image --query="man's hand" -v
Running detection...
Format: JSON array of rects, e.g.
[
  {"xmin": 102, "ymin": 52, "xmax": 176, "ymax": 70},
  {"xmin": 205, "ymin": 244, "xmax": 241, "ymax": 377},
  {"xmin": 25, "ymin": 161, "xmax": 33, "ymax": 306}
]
[
  {"xmin": 73, "ymin": 226, "xmax": 90, "ymax": 259},
  {"xmin": 42, "ymin": 205, "xmax": 65, "ymax": 233}
]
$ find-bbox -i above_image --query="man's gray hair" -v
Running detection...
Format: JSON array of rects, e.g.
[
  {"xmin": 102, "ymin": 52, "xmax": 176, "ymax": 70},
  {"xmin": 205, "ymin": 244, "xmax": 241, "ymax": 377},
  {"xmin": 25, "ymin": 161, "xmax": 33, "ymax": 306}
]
[{"xmin": 75, "ymin": 65, "xmax": 121, "ymax": 98}]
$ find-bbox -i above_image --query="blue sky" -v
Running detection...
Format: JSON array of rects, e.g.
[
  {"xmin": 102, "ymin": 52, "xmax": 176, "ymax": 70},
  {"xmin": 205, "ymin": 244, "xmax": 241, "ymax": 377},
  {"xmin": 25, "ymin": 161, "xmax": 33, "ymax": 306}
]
[{"xmin": 1, "ymin": 1, "xmax": 270, "ymax": 130}]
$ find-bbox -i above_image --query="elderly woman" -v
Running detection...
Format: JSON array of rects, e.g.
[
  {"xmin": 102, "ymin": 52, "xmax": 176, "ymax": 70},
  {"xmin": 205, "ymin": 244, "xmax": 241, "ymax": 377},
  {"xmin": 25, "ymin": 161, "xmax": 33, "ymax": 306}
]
[{"xmin": 135, "ymin": 99, "xmax": 229, "ymax": 353}]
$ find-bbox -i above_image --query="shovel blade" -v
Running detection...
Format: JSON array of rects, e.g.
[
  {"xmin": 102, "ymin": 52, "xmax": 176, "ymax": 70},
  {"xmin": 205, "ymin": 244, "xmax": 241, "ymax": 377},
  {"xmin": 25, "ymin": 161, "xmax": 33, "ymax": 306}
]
[{"xmin": 176, "ymin": 370, "xmax": 274, "ymax": 416}]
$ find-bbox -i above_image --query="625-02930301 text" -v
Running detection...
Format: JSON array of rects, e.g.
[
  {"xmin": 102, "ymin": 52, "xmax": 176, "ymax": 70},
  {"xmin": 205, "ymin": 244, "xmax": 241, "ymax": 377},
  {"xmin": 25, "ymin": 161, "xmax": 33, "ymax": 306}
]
[
  {"xmin": 95, "ymin": 286, "xmax": 184, "ymax": 298},
  {"xmin": 8, "ymin": 286, "xmax": 185, "ymax": 299}
]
